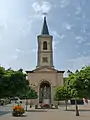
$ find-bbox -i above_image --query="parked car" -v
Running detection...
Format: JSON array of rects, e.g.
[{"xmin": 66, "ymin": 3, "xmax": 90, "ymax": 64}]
[
  {"xmin": 15, "ymin": 97, "xmax": 22, "ymax": 104},
  {"xmin": 0, "ymin": 98, "xmax": 11, "ymax": 106},
  {"xmin": 10, "ymin": 97, "xmax": 22, "ymax": 104},
  {"xmin": 5, "ymin": 98, "xmax": 11, "ymax": 104},
  {"xmin": 0, "ymin": 99, "xmax": 5, "ymax": 106},
  {"xmin": 70, "ymin": 99, "xmax": 84, "ymax": 105}
]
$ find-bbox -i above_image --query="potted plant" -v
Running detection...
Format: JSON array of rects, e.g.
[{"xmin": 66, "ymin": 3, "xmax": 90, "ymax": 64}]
[{"xmin": 12, "ymin": 104, "xmax": 25, "ymax": 116}]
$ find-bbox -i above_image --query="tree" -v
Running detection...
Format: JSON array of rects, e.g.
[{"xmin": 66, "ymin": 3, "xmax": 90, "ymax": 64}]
[
  {"xmin": 54, "ymin": 86, "xmax": 71, "ymax": 111},
  {"xmin": 27, "ymin": 88, "xmax": 38, "ymax": 99},
  {"xmin": 65, "ymin": 71, "xmax": 80, "ymax": 116},
  {"xmin": 76, "ymin": 66, "xmax": 90, "ymax": 99},
  {"xmin": 65, "ymin": 66, "xmax": 90, "ymax": 116},
  {"xmin": 27, "ymin": 87, "xmax": 38, "ymax": 108},
  {"xmin": 66, "ymin": 66, "xmax": 90, "ymax": 99},
  {"xmin": 23, "ymin": 86, "xmax": 38, "ymax": 111},
  {"xmin": 0, "ymin": 67, "xmax": 29, "ymax": 98},
  {"xmin": 0, "ymin": 66, "xmax": 6, "ymax": 98},
  {"xmin": 71, "ymin": 88, "xmax": 79, "ymax": 116}
]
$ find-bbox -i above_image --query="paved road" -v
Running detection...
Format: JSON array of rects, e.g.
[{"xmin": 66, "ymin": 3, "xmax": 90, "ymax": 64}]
[
  {"xmin": 0, "ymin": 102, "xmax": 26, "ymax": 116},
  {"xmin": 0, "ymin": 104, "xmax": 12, "ymax": 116},
  {"xmin": 0, "ymin": 111, "xmax": 10, "ymax": 116},
  {"xmin": 0, "ymin": 103, "xmax": 90, "ymax": 119},
  {"xmin": 0, "ymin": 105, "xmax": 90, "ymax": 120}
]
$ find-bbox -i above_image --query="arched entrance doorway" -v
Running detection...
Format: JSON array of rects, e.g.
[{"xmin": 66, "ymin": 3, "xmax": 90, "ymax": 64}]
[{"xmin": 39, "ymin": 81, "xmax": 51, "ymax": 104}]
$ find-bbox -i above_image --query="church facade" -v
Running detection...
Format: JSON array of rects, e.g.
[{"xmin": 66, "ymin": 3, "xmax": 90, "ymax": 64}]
[{"xmin": 26, "ymin": 16, "xmax": 64, "ymax": 105}]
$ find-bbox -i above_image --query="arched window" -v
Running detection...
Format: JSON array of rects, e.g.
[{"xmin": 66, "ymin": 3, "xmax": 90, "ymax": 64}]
[{"xmin": 43, "ymin": 41, "xmax": 47, "ymax": 50}]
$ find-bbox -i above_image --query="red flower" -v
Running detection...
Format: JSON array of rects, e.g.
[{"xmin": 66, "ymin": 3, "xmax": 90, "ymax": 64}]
[{"xmin": 43, "ymin": 104, "xmax": 49, "ymax": 108}]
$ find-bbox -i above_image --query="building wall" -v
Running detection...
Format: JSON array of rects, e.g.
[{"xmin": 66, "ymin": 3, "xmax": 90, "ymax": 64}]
[
  {"xmin": 37, "ymin": 35, "xmax": 53, "ymax": 67},
  {"xmin": 27, "ymin": 71, "xmax": 63, "ymax": 104}
]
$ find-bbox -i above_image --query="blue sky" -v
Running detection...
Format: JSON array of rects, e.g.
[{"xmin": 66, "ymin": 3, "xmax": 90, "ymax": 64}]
[{"xmin": 0, "ymin": 0, "xmax": 90, "ymax": 75}]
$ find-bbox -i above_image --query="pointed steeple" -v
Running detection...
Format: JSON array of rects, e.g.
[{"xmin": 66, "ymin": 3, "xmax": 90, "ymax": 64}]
[{"xmin": 41, "ymin": 16, "xmax": 49, "ymax": 35}]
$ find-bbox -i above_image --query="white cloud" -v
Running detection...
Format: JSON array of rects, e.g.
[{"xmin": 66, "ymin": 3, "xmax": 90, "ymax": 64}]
[
  {"xmin": 86, "ymin": 42, "xmax": 90, "ymax": 46},
  {"xmin": 68, "ymin": 56, "xmax": 90, "ymax": 71},
  {"xmin": 53, "ymin": 41, "xmax": 58, "ymax": 50},
  {"xmin": 67, "ymin": 13, "xmax": 71, "ymax": 17},
  {"xmin": 75, "ymin": 7, "xmax": 82, "ymax": 15},
  {"xmin": 76, "ymin": 36, "xmax": 81, "ymax": 39},
  {"xmin": 32, "ymin": 1, "xmax": 51, "ymax": 14},
  {"xmin": 41, "ymin": 2, "xmax": 51, "ymax": 13},
  {"xmin": 32, "ymin": 48, "xmax": 37, "ymax": 53},
  {"xmin": 12, "ymin": 55, "xmax": 18, "ymax": 60},
  {"xmin": 32, "ymin": 2, "xmax": 41, "ymax": 13},
  {"xmin": 60, "ymin": 0, "xmax": 70, "ymax": 8},
  {"xmin": 77, "ymin": 52, "xmax": 81, "ymax": 56},
  {"xmin": 75, "ymin": 44, "xmax": 80, "ymax": 48},
  {"xmin": 82, "ymin": 51, "xmax": 86, "ymax": 55},
  {"xmin": 2, "ymin": 55, "xmax": 18, "ymax": 69},
  {"xmin": 66, "ymin": 24, "xmax": 72, "ymax": 30},
  {"xmin": 0, "ymin": 21, "xmax": 8, "ymax": 35},
  {"xmin": 77, "ymin": 51, "xmax": 87, "ymax": 56},
  {"xmin": 81, "ymin": 27, "xmax": 86, "ymax": 33},
  {"xmin": 75, "ymin": 36, "xmax": 84, "ymax": 44},
  {"xmin": 19, "ymin": 19, "xmax": 32, "ymax": 37},
  {"xmin": 51, "ymin": 31, "xmax": 61, "ymax": 39},
  {"xmin": 59, "ymin": 34, "xmax": 65, "ymax": 39},
  {"xmin": 32, "ymin": 1, "xmax": 52, "ymax": 20},
  {"xmin": 8, "ymin": 55, "xmax": 18, "ymax": 61},
  {"xmin": 16, "ymin": 48, "xmax": 37, "ymax": 55},
  {"xmin": 25, "ymin": 48, "xmax": 37, "ymax": 55},
  {"xmin": 51, "ymin": 31, "xmax": 66, "ymax": 51},
  {"xmin": 51, "ymin": 30, "xmax": 62, "ymax": 50},
  {"xmin": 16, "ymin": 48, "xmax": 24, "ymax": 53},
  {"xmin": 51, "ymin": 31, "xmax": 65, "ymax": 40},
  {"xmin": 63, "ymin": 23, "xmax": 72, "ymax": 30}
]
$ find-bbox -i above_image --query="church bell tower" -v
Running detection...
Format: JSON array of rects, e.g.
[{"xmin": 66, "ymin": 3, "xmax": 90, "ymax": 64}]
[
  {"xmin": 26, "ymin": 15, "xmax": 64, "ymax": 105},
  {"xmin": 36, "ymin": 16, "xmax": 54, "ymax": 68}
]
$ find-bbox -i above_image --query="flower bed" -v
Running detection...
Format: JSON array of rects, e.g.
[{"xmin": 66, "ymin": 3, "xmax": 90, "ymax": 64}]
[
  {"xmin": 42, "ymin": 104, "xmax": 50, "ymax": 108},
  {"xmin": 12, "ymin": 105, "xmax": 25, "ymax": 116}
]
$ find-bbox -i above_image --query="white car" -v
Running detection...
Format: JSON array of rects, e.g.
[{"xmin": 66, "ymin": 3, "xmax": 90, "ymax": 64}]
[
  {"xmin": 10, "ymin": 97, "xmax": 22, "ymax": 104},
  {"xmin": 14, "ymin": 97, "xmax": 22, "ymax": 104}
]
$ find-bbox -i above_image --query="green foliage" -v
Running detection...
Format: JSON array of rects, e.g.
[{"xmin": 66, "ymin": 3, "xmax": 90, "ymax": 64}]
[
  {"xmin": 0, "ymin": 66, "xmax": 29, "ymax": 98},
  {"xmin": 54, "ymin": 86, "xmax": 71, "ymax": 101},
  {"xmin": 65, "ymin": 66, "xmax": 90, "ymax": 99},
  {"xmin": 26, "ymin": 87, "xmax": 38, "ymax": 99},
  {"xmin": 0, "ymin": 66, "xmax": 6, "ymax": 98}
]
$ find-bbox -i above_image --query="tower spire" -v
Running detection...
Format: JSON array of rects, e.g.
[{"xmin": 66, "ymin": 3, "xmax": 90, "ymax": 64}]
[{"xmin": 41, "ymin": 15, "xmax": 49, "ymax": 35}]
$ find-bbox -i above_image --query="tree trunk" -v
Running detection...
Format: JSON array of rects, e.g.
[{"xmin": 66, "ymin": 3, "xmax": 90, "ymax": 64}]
[
  {"xmin": 75, "ymin": 99, "xmax": 79, "ymax": 116},
  {"xmin": 30, "ymin": 99, "xmax": 32, "ymax": 108},
  {"xmin": 65, "ymin": 100, "xmax": 68, "ymax": 111},
  {"xmin": 29, "ymin": 99, "xmax": 31, "ymax": 108},
  {"xmin": 25, "ymin": 99, "xmax": 28, "ymax": 111}
]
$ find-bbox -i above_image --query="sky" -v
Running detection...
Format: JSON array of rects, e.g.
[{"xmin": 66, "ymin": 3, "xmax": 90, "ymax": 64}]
[{"xmin": 0, "ymin": 0, "xmax": 90, "ymax": 76}]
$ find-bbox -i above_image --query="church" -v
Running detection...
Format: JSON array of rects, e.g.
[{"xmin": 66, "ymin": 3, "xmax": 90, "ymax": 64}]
[{"xmin": 26, "ymin": 16, "xmax": 64, "ymax": 105}]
